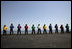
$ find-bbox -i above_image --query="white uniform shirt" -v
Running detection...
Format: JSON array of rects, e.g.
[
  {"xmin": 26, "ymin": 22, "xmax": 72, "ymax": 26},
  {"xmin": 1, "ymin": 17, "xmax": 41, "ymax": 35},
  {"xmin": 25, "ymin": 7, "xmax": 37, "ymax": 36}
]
[{"xmin": 37, "ymin": 26, "xmax": 41, "ymax": 29}]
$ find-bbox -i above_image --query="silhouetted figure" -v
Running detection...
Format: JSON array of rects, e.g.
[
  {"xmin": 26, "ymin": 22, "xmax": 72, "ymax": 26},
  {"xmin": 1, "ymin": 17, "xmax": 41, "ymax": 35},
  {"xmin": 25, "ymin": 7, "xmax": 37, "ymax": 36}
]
[
  {"xmin": 43, "ymin": 24, "xmax": 47, "ymax": 34},
  {"xmin": 31, "ymin": 24, "xmax": 35, "ymax": 34},
  {"xmin": 49, "ymin": 24, "xmax": 52, "ymax": 34},
  {"xmin": 10, "ymin": 23, "xmax": 14, "ymax": 35},
  {"xmin": 3, "ymin": 25, "xmax": 7, "ymax": 35},
  {"xmin": 65, "ymin": 24, "xmax": 69, "ymax": 33},
  {"xmin": 60, "ymin": 25, "xmax": 64, "ymax": 33},
  {"xmin": 17, "ymin": 24, "xmax": 21, "ymax": 35},
  {"xmin": 55, "ymin": 24, "xmax": 58, "ymax": 33},
  {"xmin": 37, "ymin": 24, "xmax": 41, "ymax": 34},
  {"xmin": 25, "ymin": 24, "xmax": 28, "ymax": 35}
]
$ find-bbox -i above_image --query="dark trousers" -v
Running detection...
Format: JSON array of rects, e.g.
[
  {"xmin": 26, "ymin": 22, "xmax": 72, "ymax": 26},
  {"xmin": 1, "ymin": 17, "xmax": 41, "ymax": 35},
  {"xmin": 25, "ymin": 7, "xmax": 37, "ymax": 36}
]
[
  {"xmin": 25, "ymin": 29, "xmax": 28, "ymax": 34},
  {"xmin": 55, "ymin": 29, "xmax": 58, "ymax": 33},
  {"xmin": 37, "ymin": 29, "xmax": 41, "ymax": 34},
  {"xmin": 43, "ymin": 29, "xmax": 47, "ymax": 34},
  {"xmin": 66, "ymin": 29, "xmax": 69, "ymax": 33},
  {"xmin": 32, "ymin": 29, "xmax": 35, "ymax": 34},
  {"xmin": 17, "ymin": 29, "xmax": 21, "ymax": 35},
  {"xmin": 61, "ymin": 29, "xmax": 64, "ymax": 33},
  {"xmin": 49, "ymin": 29, "xmax": 52, "ymax": 34},
  {"xmin": 3, "ymin": 30, "xmax": 7, "ymax": 35},
  {"xmin": 10, "ymin": 29, "xmax": 14, "ymax": 35}
]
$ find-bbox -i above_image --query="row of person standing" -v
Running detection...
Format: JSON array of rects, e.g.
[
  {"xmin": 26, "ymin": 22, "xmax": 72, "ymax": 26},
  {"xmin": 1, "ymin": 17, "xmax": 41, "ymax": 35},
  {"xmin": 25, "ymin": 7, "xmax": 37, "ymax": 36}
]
[{"xmin": 3, "ymin": 24, "xmax": 70, "ymax": 35}]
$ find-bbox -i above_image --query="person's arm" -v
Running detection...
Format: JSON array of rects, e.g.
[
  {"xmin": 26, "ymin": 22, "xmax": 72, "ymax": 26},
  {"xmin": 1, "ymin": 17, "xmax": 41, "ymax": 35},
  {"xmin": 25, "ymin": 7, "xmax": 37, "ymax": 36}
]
[
  {"xmin": 6, "ymin": 27, "xmax": 8, "ymax": 29},
  {"xmin": 46, "ymin": 26, "xmax": 47, "ymax": 29},
  {"xmin": 27, "ymin": 26, "xmax": 28, "ymax": 29},
  {"xmin": 20, "ymin": 26, "xmax": 22, "ymax": 28}
]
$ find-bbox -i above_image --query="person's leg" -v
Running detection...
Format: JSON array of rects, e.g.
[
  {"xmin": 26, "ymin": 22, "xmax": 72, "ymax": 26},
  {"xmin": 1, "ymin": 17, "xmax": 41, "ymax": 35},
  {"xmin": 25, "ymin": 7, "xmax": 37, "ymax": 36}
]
[
  {"xmin": 66, "ymin": 29, "xmax": 67, "ymax": 32},
  {"xmin": 3, "ymin": 30, "xmax": 5, "ymax": 35},
  {"xmin": 55, "ymin": 29, "xmax": 58, "ymax": 33},
  {"xmin": 61, "ymin": 29, "xmax": 64, "ymax": 33},
  {"xmin": 56, "ymin": 29, "xmax": 58, "ymax": 33},
  {"xmin": 12, "ymin": 30, "xmax": 14, "ymax": 34},
  {"xmin": 18, "ymin": 30, "xmax": 20, "ymax": 34},
  {"xmin": 67, "ymin": 29, "xmax": 69, "ymax": 33},
  {"xmin": 12, "ymin": 29, "xmax": 13, "ymax": 34},
  {"xmin": 3, "ymin": 30, "xmax": 4, "ymax": 35},
  {"xmin": 40, "ymin": 29, "xmax": 41, "ymax": 34},
  {"xmin": 32, "ymin": 29, "xmax": 34, "ymax": 34},
  {"xmin": 20, "ymin": 30, "xmax": 21, "ymax": 35},
  {"xmin": 10, "ymin": 29, "xmax": 13, "ymax": 35},
  {"xmin": 44, "ymin": 29, "xmax": 45, "ymax": 34},
  {"xmin": 34, "ymin": 29, "xmax": 35, "ymax": 34},
  {"xmin": 61, "ymin": 29, "xmax": 62, "ymax": 33},
  {"xmin": 17, "ymin": 30, "xmax": 19, "ymax": 35},
  {"xmin": 63, "ymin": 29, "xmax": 64, "ymax": 33},
  {"xmin": 50, "ymin": 29, "xmax": 51, "ymax": 34},
  {"xmin": 26, "ymin": 29, "xmax": 27, "ymax": 34},
  {"xmin": 25, "ymin": 29, "xmax": 28, "ymax": 35},
  {"xmin": 68, "ymin": 29, "xmax": 69, "ymax": 33},
  {"xmin": 45, "ymin": 29, "xmax": 47, "ymax": 34},
  {"xmin": 37, "ymin": 29, "xmax": 39, "ymax": 34},
  {"xmin": 27, "ymin": 29, "xmax": 28, "ymax": 34},
  {"xmin": 51, "ymin": 29, "xmax": 52, "ymax": 34},
  {"xmin": 10, "ymin": 29, "xmax": 11, "ymax": 35},
  {"xmin": 44, "ymin": 29, "xmax": 46, "ymax": 34},
  {"xmin": 49, "ymin": 29, "xmax": 50, "ymax": 34},
  {"xmin": 5, "ymin": 30, "xmax": 7, "ymax": 35}
]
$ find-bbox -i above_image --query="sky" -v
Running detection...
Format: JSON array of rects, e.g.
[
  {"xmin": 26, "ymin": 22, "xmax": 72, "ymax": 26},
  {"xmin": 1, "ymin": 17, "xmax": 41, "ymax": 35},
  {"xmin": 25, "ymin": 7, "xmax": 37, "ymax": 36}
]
[{"xmin": 1, "ymin": 1, "xmax": 71, "ymax": 31}]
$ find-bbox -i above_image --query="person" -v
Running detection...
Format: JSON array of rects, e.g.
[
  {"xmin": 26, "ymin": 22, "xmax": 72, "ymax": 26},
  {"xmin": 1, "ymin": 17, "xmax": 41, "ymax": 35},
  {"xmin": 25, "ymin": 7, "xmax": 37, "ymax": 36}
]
[
  {"xmin": 55, "ymin": 24, "xmax": 58, "ymax": 33},
  {"xmin": 60, "ymin": 25, "xmax": 64, "ymax": 33},
  {"xmin": 65, "ymin": 24, "xmax": 69, "ymax": 33},
  {"xmin": 37, "ymin": 24, "xmax": 41, "ymax": 34},
  {"xmin": 24, "ymin": 24, "xmax": 28, "ymax": 35},
  {"xmin": 31, "ymin": 24, "xmax": 35, "ymax": 34},
  {"xmin": 10, "ymin": 23, "xmax": 14, "ymax": 35},
  {"xmin": 17, "ymin": 24, "xmax": 21, "ymax": 35},
  {"xmin": 3, "ymin": 25, "xmax": 7, "ymax": 35},
  {"xmin": 49, "ymin": 24, "xmax": 52, "ymax": 34},
  {"xmin": 43, "ymin": 24, "xmax": 47, "ymax": 34}
]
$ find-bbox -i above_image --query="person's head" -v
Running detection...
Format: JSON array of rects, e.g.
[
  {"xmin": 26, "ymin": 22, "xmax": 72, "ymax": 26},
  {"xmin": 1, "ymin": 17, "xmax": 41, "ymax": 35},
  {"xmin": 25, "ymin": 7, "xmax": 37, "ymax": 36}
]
[
  {"xmin": 11, "ymin": 23, "xmax": 13, "ymax": 25},
  {"xmin": 66, "ymin": 24, "xmax": 68, "ymax": 26},
  {"xmin": 61, "ymin": 24, "xmax": 63, "ymax": 26},
  {"xmin": 56, "ymin": 24, "xmax": 57, "ymax": 26},
  {"xmin": 38, "ymin": 24, "xmax": 40, "ymax": 26},
  {"xmin": 18, "ymin": 24, "xmax": 20, "ymax": 26},
  {"xmin": 33, "ymin": 24, "xmax": 34, "ymax": 26},
  {"xmin": 25, "ymin": 24, "xmax": 27, "ymax": 26},
  {"xmin": 44, "ymin": 24, "xmax": 46, "ymax": 26},
  {"xmin": 4, "ymin": 25, "xmax": 6, "ymax": 27},
  {"xmin": 50, "ymin": 24, "xmax": 51, "ymax": 26}
]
